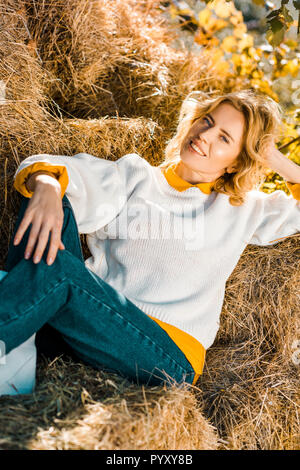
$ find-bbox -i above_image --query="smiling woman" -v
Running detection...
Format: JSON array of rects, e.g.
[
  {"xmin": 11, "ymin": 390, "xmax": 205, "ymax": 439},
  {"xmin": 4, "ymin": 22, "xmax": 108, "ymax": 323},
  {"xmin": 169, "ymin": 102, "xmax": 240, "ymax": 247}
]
[
  {"xmin": 159, "ymin": 89, "xmax": 283, "ymax": 206},
  {"xmin": 1, "ymin": 87, "xmax": 300, "ymax": 396},
  {"xmin": 179, "ymin": 102, "xmax": 245, "ymax": 182}
]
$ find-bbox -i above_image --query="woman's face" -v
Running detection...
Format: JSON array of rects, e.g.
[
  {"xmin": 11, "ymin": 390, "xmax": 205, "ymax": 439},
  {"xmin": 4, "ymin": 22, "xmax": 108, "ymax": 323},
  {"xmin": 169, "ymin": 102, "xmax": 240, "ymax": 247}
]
[{"xmin": 179, "ymin": 102, "xmax": 246, "ymax": 183}]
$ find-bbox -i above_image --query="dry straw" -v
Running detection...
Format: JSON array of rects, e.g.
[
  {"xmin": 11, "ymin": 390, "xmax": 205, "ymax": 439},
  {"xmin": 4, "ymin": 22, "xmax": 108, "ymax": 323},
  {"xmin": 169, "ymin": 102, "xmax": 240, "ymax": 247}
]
[
  {"xmin": 0, "ymin": 0, "xmax": 299, "ymax": 450},
  {"xmin": 18, "ymin": 0, "xmax": 218, "ymax": 128},
  {"xmin": 199, "ymin": 235, "xmax": 300, "ymax": 449},
  {"xmin": 0, "ymin": 357, "xmax": 218, "ymax": 450}
]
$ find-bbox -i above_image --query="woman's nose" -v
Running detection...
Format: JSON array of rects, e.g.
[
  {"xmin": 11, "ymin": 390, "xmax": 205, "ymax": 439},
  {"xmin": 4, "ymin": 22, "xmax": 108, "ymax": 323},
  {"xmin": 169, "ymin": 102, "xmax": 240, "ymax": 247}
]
[
  {"xmin": 199, "ymin": 133, "xmax": 207, "ymax": 144},
  {"xmin": 198, "ymin": 130, "xmax": 210, "ymax": 144},
  {"xmin": 199, "ymin": 126, "xmax": 215, "ymax": 143}
]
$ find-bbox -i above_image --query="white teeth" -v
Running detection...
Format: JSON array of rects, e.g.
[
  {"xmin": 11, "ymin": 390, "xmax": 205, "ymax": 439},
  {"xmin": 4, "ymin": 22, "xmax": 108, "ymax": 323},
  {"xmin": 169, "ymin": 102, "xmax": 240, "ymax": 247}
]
[{"xmin": 190, "ymin": 142, "xmax": 207, "ymax": 157}]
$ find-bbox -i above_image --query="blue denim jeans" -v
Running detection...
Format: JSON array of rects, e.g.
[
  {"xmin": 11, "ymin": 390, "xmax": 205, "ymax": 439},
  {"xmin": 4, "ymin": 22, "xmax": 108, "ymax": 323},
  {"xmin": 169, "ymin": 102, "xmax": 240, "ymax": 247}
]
[{"xmin": 1, "ymin": 194, "xmax": 195, "ymax": 387}]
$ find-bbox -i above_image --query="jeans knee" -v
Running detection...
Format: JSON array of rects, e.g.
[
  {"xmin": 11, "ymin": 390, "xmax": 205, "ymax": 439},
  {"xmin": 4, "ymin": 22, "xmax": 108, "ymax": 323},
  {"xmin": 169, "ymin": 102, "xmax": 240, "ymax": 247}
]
[{"xmin": 50, "ymin": 248, "xmax": 84, "ymax": 277}]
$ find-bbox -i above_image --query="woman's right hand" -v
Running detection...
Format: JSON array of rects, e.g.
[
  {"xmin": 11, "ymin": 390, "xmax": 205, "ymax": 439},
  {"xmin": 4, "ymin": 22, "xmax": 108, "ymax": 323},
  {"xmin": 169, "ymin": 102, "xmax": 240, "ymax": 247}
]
[{"xmin": 13, "ymin": 175, "xmax": 65, "ymax": 266}]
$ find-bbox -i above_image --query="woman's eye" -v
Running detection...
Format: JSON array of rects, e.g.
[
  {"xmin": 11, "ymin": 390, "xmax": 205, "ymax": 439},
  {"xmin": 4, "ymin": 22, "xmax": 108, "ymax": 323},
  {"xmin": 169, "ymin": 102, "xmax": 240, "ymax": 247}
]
[{"xmin": 202, "ymin": 118, "xmax": 229, "ymax": 143}]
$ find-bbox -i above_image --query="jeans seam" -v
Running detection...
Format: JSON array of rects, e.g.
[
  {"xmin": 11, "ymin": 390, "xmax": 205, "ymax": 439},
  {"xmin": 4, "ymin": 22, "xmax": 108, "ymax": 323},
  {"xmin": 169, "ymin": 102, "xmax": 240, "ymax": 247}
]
[
  {"xmin": 2, "ymin": 272, "xmax": 191, "ymax": 377},
  {"xmin": 0, "ymin": 276, "xmax": 69, "ymax": 327},
  {"xmin": 67, "ymin": 280, "xmax": 191, "ymax": 375}
]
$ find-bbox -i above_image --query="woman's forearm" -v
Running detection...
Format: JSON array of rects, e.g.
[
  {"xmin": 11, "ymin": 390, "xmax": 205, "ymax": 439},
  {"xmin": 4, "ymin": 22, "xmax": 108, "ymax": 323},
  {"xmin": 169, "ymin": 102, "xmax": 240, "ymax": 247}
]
[{"xmin": 267, "ymin": 148, "xmax": 300, "ymax": 184}]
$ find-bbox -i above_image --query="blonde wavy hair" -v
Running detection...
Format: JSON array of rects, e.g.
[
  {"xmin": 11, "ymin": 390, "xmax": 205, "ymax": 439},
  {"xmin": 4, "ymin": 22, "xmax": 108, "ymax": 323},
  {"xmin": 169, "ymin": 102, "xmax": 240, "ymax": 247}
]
[{"xmin": 158, "ymin": 89, "xmax": 284, "ymax": 206}]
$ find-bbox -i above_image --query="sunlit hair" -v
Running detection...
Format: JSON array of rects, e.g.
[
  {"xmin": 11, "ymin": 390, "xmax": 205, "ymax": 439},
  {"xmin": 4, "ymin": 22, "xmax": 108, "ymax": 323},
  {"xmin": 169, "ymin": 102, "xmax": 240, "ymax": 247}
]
[{"xmin": 158, "ymin": 89, "xmax": 284, "ymax": 206}]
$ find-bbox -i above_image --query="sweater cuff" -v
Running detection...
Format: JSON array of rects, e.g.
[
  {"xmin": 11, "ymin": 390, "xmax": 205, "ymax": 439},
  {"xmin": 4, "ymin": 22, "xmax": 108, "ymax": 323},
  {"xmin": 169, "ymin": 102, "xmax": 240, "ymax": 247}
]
[
  {"xmin": 286, "ymin": 182, "xmax": 300, "ymax": 201},
  {"xmin": 14, "ymin": 162, "xmax": 69, "ymax": 199}
]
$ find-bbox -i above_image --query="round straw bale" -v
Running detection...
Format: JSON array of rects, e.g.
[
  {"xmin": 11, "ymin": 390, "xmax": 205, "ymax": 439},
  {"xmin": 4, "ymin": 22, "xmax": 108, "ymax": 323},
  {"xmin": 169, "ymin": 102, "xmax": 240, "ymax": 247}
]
[
  {"xmin": 216, "ymin": 236, "xmax": 300, "ymax": 361},
  {"xmin": 30, "ymin": 386, "xmax": 218, "ymax": 450},
  {"xmin": 0, "ymin": 1, "xmax": 51, "ymax": 141},
  {"xmin": 198, "ymin": 342, "xmax": 300, "ymax": 449},
  {"xmin": 0, "ymin": 356, "xmax": 218, "ymax": 450},
  {"xmin": 223, "ymin": 359, "xmax": 300, "ymax": 450},
  {"xmin": 19, "ymin": 0, "xmax": 217, "ymax": 129},
  {"xmin": 22, "ymin": 0, "xmax": 121, "ymax": 117},
  {"xmin": 59, "ymin": 117, "xmax": 167, "ymax": 165}
]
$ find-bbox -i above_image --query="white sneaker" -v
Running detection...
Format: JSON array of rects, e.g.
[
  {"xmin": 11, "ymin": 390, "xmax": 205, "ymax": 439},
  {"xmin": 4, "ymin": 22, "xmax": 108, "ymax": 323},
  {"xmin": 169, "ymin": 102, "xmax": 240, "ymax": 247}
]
[{"xmin": 0, "ymin": 270, "xmax": 37, "ymax": 395}]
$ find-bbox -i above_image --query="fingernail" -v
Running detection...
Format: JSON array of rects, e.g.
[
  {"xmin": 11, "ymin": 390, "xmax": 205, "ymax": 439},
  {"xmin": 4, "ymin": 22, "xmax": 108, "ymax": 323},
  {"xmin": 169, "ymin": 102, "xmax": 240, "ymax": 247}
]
[
  {"xmin": 14, "ymin": 238, "xmax": 19, "ymax": 245},
  {"xmin": 34, "ymin": 256, "xmax": 39, "ymax": 263},
  {"xmin": 25, "ymin": 252, "xmax": 30, "ymax": 259},
  {"xmin": 48, "ymin": 257, "xmax": 53, "ymax": 265}
]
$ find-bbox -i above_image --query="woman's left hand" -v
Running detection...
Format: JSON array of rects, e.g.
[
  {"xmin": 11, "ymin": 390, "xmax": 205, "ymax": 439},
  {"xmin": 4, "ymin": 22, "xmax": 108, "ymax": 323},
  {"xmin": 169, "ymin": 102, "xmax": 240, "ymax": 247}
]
[
  {"xmin": 263, "ymin": 137, "xmax": 283, "ymax": 167},
  {"xmin": 262, "ymin": 137, "xmax": 300, "ymax": 184}
]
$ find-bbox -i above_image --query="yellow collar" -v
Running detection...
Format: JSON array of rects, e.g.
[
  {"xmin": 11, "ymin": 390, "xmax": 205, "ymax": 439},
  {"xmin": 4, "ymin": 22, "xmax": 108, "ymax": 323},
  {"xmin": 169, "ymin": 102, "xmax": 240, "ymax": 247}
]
[{"xmin": 162, "ymin": 163, "xmax": 215, "ymax": 194}]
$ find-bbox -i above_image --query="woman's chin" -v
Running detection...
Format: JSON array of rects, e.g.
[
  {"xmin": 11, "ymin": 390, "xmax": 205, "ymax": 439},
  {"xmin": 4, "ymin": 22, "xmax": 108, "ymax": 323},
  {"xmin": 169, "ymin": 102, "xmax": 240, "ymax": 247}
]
[{"xmin": 180, "ymin": 154, "xmax": 207, "ymax": 170}]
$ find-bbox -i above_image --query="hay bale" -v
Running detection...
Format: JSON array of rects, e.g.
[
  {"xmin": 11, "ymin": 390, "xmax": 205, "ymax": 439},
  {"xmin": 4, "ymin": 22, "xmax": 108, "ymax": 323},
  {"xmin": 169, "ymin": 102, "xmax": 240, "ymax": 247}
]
[
  {"xmin": 225, "ymin": 359, "xmax": 300, "ymax": 450},
  {"xmin": 217, "ymin": 237, "xmax": 300, "ymax": 362},
  {"xmin": 197, "ymin": 236, "xmax": 300, "ymax": 449},
  {"xmin": 0, "ymin": 1, "xmax": 47, "ymax": 121},
  {"xmin": 0, "ymin": 357, "xmax": 218, "ymax": 450},
  {"xmin": 199, "ymin": 345, "xmax": 300, "ymax": 449},
  {"xmin": 22, "ymin": 0, "xmax": 120, "ymax": 117},
  {"xmin": 18, "ymin": 0, "xmax": 169, "ymax": 117},
  {"xmin": 19, "ymin": 0, "xmax": 214, "ymax": 130},
  {"xmin": 59, "ymin": 117, "xmax": 167, "ymax": 165},
  {"xmin": 0, "ymin": 0, "xmax": 53, "ymax": 154}
]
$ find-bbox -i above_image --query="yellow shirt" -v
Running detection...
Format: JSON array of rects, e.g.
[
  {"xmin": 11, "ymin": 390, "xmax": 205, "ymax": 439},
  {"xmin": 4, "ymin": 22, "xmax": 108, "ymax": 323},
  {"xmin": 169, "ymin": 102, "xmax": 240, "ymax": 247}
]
[{"xmin": 13, "ymin": 161, "xmax": 300, "ymax": 386}]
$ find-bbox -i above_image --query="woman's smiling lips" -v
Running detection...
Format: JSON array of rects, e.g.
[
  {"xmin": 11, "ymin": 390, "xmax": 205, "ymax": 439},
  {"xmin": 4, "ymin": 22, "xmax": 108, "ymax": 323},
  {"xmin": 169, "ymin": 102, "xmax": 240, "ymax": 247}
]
[{"xmin": 188, "ymin": 139, "xmax": 208, "ymax": 158}]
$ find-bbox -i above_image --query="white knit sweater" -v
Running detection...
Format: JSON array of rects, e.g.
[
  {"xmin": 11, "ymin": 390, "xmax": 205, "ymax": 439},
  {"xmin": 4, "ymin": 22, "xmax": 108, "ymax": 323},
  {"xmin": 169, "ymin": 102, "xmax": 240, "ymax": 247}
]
[{"xmin": 15, "ymin": 153, "xmax": 300, "ymax": 349}]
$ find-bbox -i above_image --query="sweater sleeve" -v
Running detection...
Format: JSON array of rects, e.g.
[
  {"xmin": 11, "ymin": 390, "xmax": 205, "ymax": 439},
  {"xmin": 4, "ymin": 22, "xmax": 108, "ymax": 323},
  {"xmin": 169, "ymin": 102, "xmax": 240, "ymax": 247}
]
[
  {"xmin": 248, "ymin": 188, "xmax": 300, "ymax": 246},
  {"xmin": 14, "ymin": 162, "xmax": 69, "ymax": 199},
  {"xmin": 13, "ymin": 153, "xmax": 127, "ymax": 234}
]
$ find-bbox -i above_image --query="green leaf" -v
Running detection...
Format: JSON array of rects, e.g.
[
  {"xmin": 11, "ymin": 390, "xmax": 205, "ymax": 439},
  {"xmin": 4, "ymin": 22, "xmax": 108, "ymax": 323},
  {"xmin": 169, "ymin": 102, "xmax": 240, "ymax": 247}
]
[
  {"xmin": 269, "ymin": 17, "xmax": 284, "ymax": 33},
  {"xmin": 266, "ymin": 26, "xmax": 285, "ymax": 46}
]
